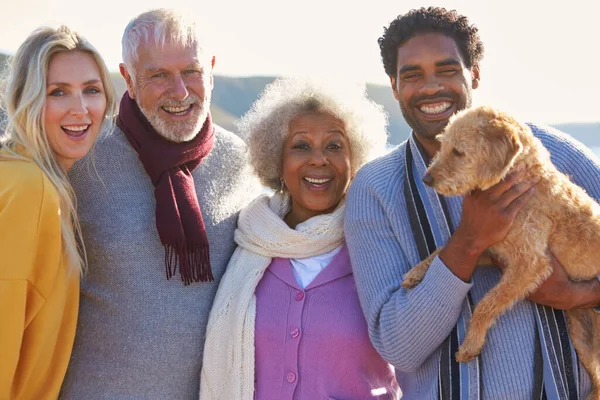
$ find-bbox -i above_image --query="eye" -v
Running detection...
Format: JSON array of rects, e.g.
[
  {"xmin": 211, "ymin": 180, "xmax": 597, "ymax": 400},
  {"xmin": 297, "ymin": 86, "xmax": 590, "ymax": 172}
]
[
  {"xmin": 327, "ymin": 142, "xmax": 343, "ymax": 150},
  {"xmin": 452, "ymin": 148, "xmax": 465, "ymax": 157},
  {"xmin": 84, "ymin": 86, "xmax": 102, "ymax": 95},
  {"xmin": 439, "ymin": 69, "xmax": 458, "ymax": 76},
  {"xmin": 292, "ymin": 142, "xmax": 309, "ymax": 150},
  {"xmin": 49, "ymin": 89, "xmax": 65, "ymax": 97},
  {"xmin": 184, "ymin": 69, "xmax": 201, "ymax": 75},
  {"xmin": 402, "ymin": 73, "xmax": 421, "ymax": 81},
  {"xmin": 152, "ymin": 72, "xmax": 166, "ymax": 79}
]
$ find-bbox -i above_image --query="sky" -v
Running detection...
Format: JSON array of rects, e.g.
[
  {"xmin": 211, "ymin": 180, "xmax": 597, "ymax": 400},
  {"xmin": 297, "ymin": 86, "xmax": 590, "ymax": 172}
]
[{"xmin": 1, "ymin": 0, "xmax": 598, "ymax": 124}]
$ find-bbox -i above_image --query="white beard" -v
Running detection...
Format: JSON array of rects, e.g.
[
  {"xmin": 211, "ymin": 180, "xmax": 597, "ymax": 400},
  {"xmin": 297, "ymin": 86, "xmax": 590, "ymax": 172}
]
[{"xmin": 137, "ymin": 91, "xmax": 211, "ymax": 143}]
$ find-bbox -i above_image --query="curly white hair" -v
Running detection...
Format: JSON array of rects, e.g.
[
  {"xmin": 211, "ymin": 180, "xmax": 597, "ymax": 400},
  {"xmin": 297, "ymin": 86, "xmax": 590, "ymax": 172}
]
[{"xmin": 238, "ymin": 77, "xmax": 389, "ymax": 191}]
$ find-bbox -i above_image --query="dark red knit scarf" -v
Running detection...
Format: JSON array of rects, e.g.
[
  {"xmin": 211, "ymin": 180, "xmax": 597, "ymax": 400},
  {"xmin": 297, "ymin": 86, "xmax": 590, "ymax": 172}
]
[{"xmin": 117, "ymin": 92, "xmax": 214, "ymax": 285}]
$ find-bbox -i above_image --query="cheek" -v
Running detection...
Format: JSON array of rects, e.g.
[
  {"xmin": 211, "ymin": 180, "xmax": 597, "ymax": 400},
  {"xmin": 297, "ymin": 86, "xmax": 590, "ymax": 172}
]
[
  {"xmin": 281, "ymin": 154, "xmax": 302, "ymax": 181},
  {"xmin": 191, "ymin": 80, "xmax": 207, "ymax": 98},
  {"xmin": 44, "ymin": 100, "xmax": 65, "ymax": 135},
  {"xmin": 89, "ymin": 97, "xmax": 108, "ymax": 120},
  {"xmin": 137, "ymin": 83, "xmax": 163, "ymax": 108}
]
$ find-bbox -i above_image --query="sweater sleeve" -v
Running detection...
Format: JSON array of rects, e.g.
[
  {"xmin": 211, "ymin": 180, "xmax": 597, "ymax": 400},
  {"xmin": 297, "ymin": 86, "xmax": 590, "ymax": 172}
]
[
  {"xmin": 0, "ymin": 164, "xmax": 56, "ymax": 397},
  {"xmin": 344, "ymin": 161, "xmax": 473, "ymax": 372}
]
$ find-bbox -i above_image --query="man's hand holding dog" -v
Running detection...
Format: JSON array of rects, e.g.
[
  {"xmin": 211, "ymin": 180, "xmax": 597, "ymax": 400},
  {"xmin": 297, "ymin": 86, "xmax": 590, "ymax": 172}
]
[
  {"xmin": 506, "ymin": 254, "xmax": 600, "ymax": 310},
  {"xmin": 440, "ymin": 170, "xmax": 539, "ymax": 282}
]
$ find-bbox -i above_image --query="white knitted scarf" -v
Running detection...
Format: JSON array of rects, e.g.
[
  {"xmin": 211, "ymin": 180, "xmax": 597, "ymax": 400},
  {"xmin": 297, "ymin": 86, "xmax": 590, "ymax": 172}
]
[{"xmin": 199, "ymin": 192, "xmax": 345, "ymax": 399}]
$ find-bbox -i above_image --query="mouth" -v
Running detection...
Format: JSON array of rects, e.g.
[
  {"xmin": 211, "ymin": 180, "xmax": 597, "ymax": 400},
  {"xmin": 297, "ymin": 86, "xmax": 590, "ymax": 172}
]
[
  {"xmin": 61, "ymin": 124, "xmax": 90, "ymax": 140},
  {"xmin": 303, "ymin": 176, "xmax": 333, "ymax": 190},
  {"xmin": 161, "ymin": 104, "xmax": 194, "ymax": 117},
  {"xmin": 417, "ymin": 101, "xmax": 454, "ymax": 121}
]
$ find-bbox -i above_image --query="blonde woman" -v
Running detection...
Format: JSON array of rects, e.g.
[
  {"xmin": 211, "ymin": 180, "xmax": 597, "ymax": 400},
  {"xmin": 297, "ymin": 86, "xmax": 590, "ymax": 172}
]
[
  {"xmin": 0, "ymin": 26, "xmax": 116, "ymax": 399},
  {"xmin": 201, "ymin": 77, "xmax": 399, "ymax": 399}
]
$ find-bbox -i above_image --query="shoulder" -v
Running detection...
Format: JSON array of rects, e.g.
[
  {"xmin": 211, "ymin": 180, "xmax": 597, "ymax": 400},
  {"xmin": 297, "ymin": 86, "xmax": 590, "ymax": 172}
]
[
  {"xmin": 214, "ymin": 124, "xmax": 246, "ymax": 151},
  {"xmin": 529, "ymin": 122, "xmax": 600, "ymax": 199},
  {"xmin": 529, "ymin": 123, "xmax": 597, "ymax": 160},
  {"xmin": 349, "ymin": 143, "xmax": 407, "ymax": 201},
  {"xmin": 528, "ymin": 122, "xmax": 600, "ymax": 172},
  {"xmin": 207, "ymin": 124, "xmax": 253, "ymax": 179},
  {"xmin": 0, "ymin": 159, "xmax": 58, "ymax": 209}
]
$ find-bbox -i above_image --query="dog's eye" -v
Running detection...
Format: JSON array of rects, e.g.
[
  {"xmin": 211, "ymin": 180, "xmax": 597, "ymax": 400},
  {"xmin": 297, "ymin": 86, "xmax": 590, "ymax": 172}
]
[{"xmin": 452, "ymin": 148, "xmax": 465, "ymax": 157}]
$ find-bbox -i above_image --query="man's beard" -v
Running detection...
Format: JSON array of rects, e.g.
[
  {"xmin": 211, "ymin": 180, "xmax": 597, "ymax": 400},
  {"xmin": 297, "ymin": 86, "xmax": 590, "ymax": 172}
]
[{"xmin": 137, "ymin": 92, "xmax": 211, "ymax": 143}]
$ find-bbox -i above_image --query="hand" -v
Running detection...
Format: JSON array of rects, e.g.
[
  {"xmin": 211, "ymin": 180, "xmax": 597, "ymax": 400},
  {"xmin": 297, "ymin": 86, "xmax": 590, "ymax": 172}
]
[
  {"xmin": 493, "ymin": 253, "xmax": 600, "ymax": 310},
  {"xmin": 440, "ymin": 170, "xmax": 538, "ymax": 282},
  {"xmin": 456, "ymin": 170, "xmax": 539, "ymax": 254}
]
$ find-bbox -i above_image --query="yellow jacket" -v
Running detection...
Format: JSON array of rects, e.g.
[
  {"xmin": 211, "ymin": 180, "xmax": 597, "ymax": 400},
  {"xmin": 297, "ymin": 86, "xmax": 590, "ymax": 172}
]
[{"xmin": 0, "ymin": 157, "xmax": 79, "ymax": 400}]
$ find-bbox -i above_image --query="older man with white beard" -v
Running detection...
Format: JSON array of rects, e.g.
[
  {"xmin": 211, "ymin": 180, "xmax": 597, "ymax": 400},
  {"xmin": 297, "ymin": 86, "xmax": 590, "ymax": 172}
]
[{"xmin": 60, "ymin": 9, "xmax": 260, "ymax": 399}]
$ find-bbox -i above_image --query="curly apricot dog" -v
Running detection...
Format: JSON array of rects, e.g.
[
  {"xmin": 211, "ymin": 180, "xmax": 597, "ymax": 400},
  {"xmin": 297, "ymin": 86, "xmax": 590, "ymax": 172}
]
[{"xmin": 402, "ymin": 105, "xmax": 600, "ymax": 399}]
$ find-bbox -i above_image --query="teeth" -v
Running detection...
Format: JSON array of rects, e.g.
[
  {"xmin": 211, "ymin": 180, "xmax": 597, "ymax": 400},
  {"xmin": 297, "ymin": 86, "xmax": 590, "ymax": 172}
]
[
  {"xmin": 420, "ymin": 102, "xmax": 451, "ymax": 115},
  {"xmin": 305, "ymin": 177, "xmax": 331, "ymax": 184},
  {"xmin": 62, "ymin": 125, "xmax": 89, "ymax": 131},
  {"xmin": 163, "ymin": 105, "xmax": 191, "ymax": 114}
]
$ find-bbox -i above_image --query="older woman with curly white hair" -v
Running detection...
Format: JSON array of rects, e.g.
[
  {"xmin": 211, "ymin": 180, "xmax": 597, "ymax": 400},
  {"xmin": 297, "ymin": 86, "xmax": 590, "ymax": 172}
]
[{"xmin": 200, "ymin": 77, "xmax": 399, "ymax": 399}]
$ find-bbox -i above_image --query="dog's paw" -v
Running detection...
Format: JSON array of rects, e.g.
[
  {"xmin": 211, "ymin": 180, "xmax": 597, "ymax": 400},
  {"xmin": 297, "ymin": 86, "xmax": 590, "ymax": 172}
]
[{"xmin": 455, "ymin": 344, "xmax": 482, "ymax": 363}]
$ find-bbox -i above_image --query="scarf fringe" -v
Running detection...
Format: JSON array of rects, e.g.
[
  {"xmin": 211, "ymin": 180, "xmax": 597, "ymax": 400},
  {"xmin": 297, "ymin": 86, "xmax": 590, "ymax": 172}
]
[{"xmin": 165, "ymin": 243, "xmax": 213, "ymax": 285}]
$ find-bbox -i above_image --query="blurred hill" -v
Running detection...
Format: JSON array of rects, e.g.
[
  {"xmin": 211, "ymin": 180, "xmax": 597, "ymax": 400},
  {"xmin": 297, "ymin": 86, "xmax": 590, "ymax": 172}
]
[{"xmin": 2, "ymin": 52, "xmax": 598, "ymax": 148}]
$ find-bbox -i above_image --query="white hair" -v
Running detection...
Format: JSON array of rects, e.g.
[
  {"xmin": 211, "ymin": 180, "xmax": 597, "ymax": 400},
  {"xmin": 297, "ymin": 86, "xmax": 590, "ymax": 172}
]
[
  {"xmin": 239, "ymin": 77, "xmax": 389, "ymax": 191},
  {"xmin": 121, "ymin": 8, "xmax": 210, "ymax": 77}
]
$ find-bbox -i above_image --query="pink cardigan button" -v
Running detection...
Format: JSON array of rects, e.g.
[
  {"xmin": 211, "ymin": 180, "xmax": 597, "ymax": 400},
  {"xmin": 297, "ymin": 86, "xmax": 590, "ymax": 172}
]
[
  {"xmin": 290, "ymin": 328, "xmax": 300, "ymax": 338},
  {"xmin": 295, "ymin": 291, "xmax": 304, "ymax": 301},
  {"xmin": 287, "ymin": 372, "xmax": 296, "ymax": 383}
]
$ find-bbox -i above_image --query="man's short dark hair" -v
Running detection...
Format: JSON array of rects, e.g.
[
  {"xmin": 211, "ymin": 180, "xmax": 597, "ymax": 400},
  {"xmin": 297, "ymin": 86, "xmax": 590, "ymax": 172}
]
[{"xmin": 379, "ymin": 6, "xmax": 484, "ymax": 77}]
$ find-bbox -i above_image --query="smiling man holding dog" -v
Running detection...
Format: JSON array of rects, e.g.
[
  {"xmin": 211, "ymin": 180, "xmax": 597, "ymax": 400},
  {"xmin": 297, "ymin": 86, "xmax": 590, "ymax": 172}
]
[{"xmin": 345, "ymin": 6, "xmax": 600, "ymax": 400}]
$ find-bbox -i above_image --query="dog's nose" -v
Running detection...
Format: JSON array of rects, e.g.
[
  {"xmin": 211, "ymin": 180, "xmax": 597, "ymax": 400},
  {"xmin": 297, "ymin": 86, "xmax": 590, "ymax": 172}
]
[{"xmin": 422, "ymin": 173, "xmax": 434, "ymax": 187}]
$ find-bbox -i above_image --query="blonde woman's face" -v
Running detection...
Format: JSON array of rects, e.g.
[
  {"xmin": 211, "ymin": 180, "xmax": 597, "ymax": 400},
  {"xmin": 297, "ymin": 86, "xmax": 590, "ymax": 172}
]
[
  {"xmin": 45, "ymin": 51, "xmax": 107, "ymax": 172},
  {"xmin": 282, "ymin": 111, "xmax": 352, "ymax": 227}
]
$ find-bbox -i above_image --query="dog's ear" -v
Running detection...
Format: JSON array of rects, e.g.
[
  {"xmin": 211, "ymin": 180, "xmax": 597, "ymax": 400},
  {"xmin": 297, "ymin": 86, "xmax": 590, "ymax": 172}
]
[{"xmin": 480, "ymin": 117, "xmax": 523, "ymax": 189}]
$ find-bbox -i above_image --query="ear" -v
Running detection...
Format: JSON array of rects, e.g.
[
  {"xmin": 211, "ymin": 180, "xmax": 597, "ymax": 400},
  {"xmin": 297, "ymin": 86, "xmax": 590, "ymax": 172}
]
[
  {"xmin": 481, "ymin": 118, "xmax": 523, "ymax": 188},
  {"xmin": 208, "ymin": 56, "xmax": 216, "ymax": 89},
  {"xmin": 389, "ymin": 75, "xmax": 399, "ymax": 101},
  {"xmin": 119, "ymin": 63, "xmax": 136, "ymax": 99},
  {"xmin": 471, "ymin": 64, "xmax": 480, "ymax": 90}
]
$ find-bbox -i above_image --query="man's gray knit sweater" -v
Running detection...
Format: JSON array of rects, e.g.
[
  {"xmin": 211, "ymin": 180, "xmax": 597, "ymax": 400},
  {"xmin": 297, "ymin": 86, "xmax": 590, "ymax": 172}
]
[
  {"xmin": 60, "ymin": 125, "xmax": 260, "ymax": 399},
  {"xmin": 345, "ymin": 124, "xmax": 600, "ymax": 399}
]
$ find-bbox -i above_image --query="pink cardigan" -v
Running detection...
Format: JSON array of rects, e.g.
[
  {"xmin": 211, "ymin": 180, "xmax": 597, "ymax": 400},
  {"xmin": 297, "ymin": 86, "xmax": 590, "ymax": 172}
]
[{"xmin": 254, "ymin": 245, "xmax": 399, "ymax": 399}]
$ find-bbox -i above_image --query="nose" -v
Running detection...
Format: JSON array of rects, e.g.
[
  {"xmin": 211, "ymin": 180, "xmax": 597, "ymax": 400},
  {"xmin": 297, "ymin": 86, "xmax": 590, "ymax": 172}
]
[
  {"xmin": 170, "ymin": 74, "xmax": 189, "ymax": 101},
  {"xmin": 70, "ymin": 93, "xmax": 88, "ymax": 117},
  {"xmin": 420, "ymin": 74, "xmax": 443, "ymax": 96},
  {"xmin": 422, "ymin": 173, "xmax": 434, "ymax": 187},
  {"xmin": 309, "ymin": 148, "xmax": 328, "ymax": 166}
]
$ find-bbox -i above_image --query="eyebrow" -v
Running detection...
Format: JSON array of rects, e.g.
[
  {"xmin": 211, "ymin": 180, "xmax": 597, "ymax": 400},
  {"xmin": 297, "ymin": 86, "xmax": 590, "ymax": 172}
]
[
  {"xmin": 398, "ymin": 64, "xmax": 421, "ymax": 75},
  {"xmin": 47, "ymin": 79, "xmax": 102, "ymax": 87},
  {"xmin": 435, "ymin": 58, "xmax": 462, "ymax": 68},
  {"xmin": 144, "ymin": 63, "xmax": 203, "ymax": 73},
  {"xmin": 398, "ymin": 58, "xmax": 462, "ymax": 74},
  {"xmin": 290, "ymin": 129, "xmax": 345, "ymax": 136}
]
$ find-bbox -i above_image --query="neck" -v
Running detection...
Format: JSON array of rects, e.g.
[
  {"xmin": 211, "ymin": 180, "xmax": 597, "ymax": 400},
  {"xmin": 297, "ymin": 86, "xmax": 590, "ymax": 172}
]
[
  {"xmin": 57, "ymin": 157, "xmax": 74, "ymax": 173},
  {"xmin": 413, "ymin": 133, "xmax": 441, "ymax": 160},
  {"xmin": 284, "ymin": 204, "xmax": 337, "ymax": 230}
]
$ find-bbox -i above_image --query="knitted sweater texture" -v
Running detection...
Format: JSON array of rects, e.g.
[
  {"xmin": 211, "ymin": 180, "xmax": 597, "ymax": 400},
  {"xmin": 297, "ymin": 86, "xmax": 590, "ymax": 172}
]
[
  {"xmin": 344, "ymin": 124, "xmax": 600, "ymax": 400},
  {"xmin": 60, "ymin": 125, "xmax": 261, "ymax": 399}
]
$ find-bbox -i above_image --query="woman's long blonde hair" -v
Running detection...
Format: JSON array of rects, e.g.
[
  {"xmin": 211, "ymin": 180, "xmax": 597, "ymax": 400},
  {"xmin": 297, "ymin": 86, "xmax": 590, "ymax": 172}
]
[{"xmin": 0, "ymin": 25, "xmax": 117, "ymax": 275}]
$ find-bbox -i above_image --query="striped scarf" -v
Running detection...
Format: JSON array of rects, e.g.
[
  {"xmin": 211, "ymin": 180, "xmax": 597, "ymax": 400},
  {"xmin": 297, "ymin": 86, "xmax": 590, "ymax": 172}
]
[{"xmin": 403, "ymin": 134, "xmax": 579, "ymax": 400}]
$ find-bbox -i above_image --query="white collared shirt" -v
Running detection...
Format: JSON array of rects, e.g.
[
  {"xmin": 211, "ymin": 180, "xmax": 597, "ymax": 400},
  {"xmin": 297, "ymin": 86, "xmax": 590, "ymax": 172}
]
[{"xmin": 290, "ymin": 245, "xmax": 344, "ymax": 289}]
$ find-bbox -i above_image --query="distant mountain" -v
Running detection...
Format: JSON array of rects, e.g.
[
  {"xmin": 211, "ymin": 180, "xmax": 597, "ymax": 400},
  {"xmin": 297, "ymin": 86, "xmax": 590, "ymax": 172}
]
[{"xmin": 1, "ymin": 52, "xmax": 598, "ymax": 148}]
